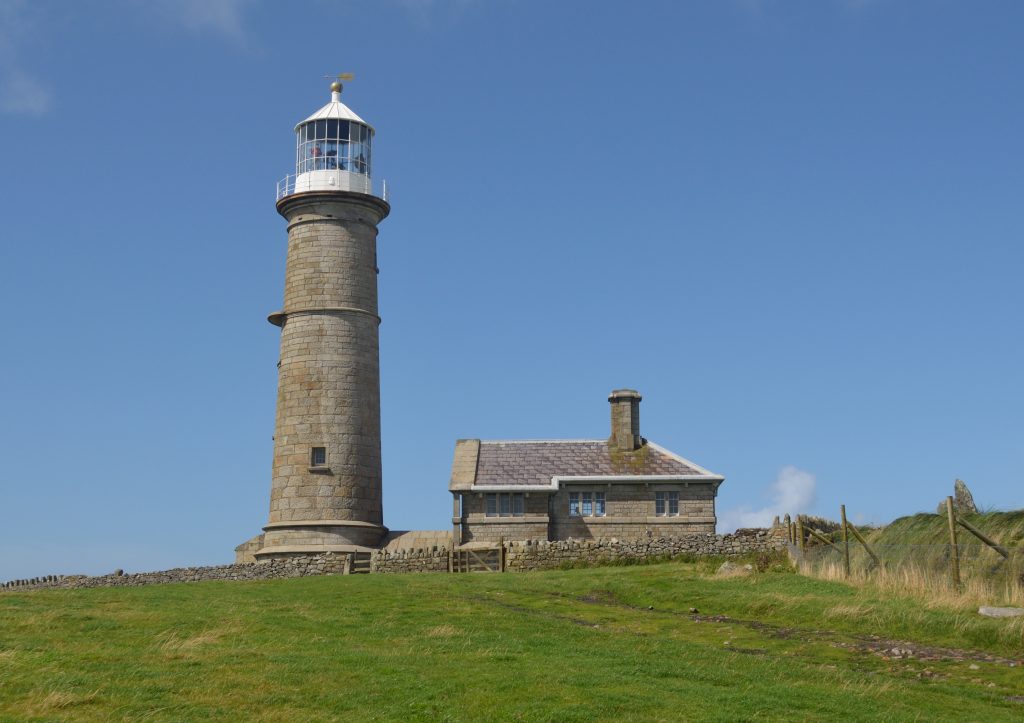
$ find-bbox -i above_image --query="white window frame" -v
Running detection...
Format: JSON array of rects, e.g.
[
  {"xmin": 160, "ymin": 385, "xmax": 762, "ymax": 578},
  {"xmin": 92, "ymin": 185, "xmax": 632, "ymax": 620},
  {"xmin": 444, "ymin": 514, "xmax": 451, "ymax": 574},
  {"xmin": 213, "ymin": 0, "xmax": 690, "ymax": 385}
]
[
  {"xmin": 569, "ymin": 490, "xmax": 606, "ymax": 518},
  {"xmin": 656, "ymin": 490, "xmax": 679, "ymax": 517}
]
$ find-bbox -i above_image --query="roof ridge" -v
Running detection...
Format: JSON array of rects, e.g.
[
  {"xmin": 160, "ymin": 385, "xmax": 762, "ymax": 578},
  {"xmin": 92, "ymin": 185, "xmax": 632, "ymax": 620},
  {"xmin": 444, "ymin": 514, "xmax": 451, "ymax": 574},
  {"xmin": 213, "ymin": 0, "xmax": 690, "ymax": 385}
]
[{"xmin": 479, "ymin": 439, "xmax": 606, "ymax": 444}]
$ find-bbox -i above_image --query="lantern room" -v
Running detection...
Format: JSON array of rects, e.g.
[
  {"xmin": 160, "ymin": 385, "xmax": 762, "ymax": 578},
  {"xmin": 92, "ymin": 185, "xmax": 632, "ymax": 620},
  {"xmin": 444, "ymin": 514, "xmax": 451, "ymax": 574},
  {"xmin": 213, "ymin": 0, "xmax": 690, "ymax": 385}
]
[{"xmin": 277, "ymin": 81, "xmax": 376, "ymax": 199}]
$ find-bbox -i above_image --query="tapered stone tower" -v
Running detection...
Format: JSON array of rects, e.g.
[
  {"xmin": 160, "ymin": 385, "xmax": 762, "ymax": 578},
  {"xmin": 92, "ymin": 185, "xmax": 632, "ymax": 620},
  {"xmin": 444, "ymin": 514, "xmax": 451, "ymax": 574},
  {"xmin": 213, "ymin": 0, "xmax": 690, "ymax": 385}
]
[{"xmin": 255, "ymin": 81, "xmax": 390, "ymax": 559}]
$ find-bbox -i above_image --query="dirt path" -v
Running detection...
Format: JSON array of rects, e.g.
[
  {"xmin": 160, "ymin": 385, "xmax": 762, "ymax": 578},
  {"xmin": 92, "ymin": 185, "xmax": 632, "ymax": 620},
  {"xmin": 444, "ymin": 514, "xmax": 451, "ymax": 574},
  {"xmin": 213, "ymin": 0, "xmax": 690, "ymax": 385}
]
[{"xmin": 567, "ymin": 589, "xmax": 1024, "ymax": 666}]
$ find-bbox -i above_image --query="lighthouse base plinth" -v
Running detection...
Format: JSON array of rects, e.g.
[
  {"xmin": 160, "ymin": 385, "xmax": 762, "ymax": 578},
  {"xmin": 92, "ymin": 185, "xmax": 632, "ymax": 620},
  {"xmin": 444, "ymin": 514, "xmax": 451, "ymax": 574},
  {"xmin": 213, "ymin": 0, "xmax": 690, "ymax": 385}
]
[{"xmin": 254, "ymin": 520, "xmax": 388, "ymax": 560}]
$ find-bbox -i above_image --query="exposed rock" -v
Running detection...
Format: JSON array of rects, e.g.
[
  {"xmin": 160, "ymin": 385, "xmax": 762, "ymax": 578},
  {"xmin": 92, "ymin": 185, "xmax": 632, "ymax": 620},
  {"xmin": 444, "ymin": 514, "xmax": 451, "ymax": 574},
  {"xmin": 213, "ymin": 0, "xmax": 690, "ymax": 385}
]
[
  {"xmin": 978, "ymin": 606, "xmax": 1024, "ymax": 618},
  {"xmin": 716, "ymin": 562, "xmax": 754, "ymax": 577},
  {"xmin": 937, "ymin": 478, "xmax": 979, "ymax": 514},
  {"xmin": 954, "ymin": 479, "xmax": 978, "ymax": 513}
]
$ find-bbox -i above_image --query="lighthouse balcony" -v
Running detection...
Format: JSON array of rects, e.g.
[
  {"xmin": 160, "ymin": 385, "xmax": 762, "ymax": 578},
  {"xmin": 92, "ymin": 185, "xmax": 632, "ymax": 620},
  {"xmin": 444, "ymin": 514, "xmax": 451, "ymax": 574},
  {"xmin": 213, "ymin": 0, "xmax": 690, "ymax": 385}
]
[{"xmin": 277, "ymin": 171, "xmax": 387, "ymax": 201}]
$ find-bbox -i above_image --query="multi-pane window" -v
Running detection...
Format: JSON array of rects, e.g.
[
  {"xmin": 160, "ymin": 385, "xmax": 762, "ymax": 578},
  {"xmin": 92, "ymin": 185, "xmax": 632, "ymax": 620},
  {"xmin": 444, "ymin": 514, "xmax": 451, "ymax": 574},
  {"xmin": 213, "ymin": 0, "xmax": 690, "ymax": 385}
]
[
  {"xmin": 569, "ymin": 491, "xmax": 606, "ymax": 517},
  {"xmin": 485, "ymin": 493, "xmax": 525, "ymax": 517},
  {"xmin": 295, "ymin": 119, "xmax": 373, "ymax": 176},
  {"xmin": 656, "ymin": 491, "xmax": 680, "ymax": 517},
  {"xmin": 310, "ymin": 447, "xmax": 327, "ymax": 467}
]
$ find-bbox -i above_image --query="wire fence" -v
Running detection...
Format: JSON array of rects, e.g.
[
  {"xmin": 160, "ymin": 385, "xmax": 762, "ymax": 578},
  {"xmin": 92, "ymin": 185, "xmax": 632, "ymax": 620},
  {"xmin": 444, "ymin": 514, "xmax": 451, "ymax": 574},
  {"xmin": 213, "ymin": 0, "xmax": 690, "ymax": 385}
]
[{"xmin": 794, "ymin": 542, "xmax": 1024, "ymax": 605}]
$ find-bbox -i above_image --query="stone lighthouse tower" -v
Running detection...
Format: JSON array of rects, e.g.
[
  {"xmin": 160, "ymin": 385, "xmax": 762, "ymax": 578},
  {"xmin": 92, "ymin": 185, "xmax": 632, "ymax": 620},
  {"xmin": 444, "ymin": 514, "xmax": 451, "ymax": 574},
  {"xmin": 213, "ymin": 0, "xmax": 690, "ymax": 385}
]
[{"xmin": 254, "ymin": 81, "xmax": 390, "ymax": 559}]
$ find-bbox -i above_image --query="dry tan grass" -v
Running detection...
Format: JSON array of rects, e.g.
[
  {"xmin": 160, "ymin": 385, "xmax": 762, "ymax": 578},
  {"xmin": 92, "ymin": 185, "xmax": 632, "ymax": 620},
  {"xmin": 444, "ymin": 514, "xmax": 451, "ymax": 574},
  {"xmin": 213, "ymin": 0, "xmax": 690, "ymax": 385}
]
[
  {"xmin": 24, "ymin": 689, "xmax": 101, "ymax": 716},
  {"xmin": 802, "ymin": 558, "xmax": 1023, "ymax": 611},
  {"xmin": 154, "ymin": 627, "xmax": 230, "ymax": 657},
  {"xmin": 824, "ymin": 603, "xmax": 872, "ymax": 620},
  {"xmin": 425, "ymin": 624, "xmax": 459, "ymax": 638}
]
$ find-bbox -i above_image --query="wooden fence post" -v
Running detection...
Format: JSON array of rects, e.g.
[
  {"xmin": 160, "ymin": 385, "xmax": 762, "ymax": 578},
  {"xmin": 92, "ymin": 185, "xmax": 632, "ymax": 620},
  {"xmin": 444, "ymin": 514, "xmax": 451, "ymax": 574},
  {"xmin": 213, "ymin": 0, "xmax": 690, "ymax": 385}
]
[
  {"xmin": 840, "ymin": 504, "xmax": 851, "ymax": 578},
  {"xmin": 945, "ymin": 496, "xmax": 961, "ymax": 589},
  {"xmin": 845, "ymin": 521, "xmax": 881, "ymax": 570},
  {"xmin": 797, "ymin": 516, "xmax": 806, "ymax": 554},
  {"xmin": 956, "ymin": 517, "xmax": 1010, "ymax": 560}
]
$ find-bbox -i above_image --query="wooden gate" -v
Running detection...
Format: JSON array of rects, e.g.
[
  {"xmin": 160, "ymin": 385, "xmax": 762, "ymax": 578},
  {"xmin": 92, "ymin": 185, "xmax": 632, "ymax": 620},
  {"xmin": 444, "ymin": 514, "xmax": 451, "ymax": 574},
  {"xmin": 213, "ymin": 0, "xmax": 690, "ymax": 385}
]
[
  {"xmin": 451, "ymin": 546, "xmax": 504, "ymax": 573},
  {"xmin": 349, "ymin": 551, "xmax": 372, "ymax": 574}
]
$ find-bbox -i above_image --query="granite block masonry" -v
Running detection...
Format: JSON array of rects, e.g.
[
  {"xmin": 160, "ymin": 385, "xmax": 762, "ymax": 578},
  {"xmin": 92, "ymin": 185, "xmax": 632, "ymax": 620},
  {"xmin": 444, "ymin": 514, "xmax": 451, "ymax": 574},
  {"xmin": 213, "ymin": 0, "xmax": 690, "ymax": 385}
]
[{"xmin": 260, "ymin": 192, "xmax": 391, "ymax": 557}]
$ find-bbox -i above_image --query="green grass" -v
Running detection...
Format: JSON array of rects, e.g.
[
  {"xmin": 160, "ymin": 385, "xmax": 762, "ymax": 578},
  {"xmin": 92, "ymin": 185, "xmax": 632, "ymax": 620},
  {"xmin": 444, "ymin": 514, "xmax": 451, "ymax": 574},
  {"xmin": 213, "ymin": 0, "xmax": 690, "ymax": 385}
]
[
  {"xmin": 1, "ymin": 557, "xmax": 1023, "ymax": 721},
  {"xmin": 866, "ymin": 510, "xmax": 1024, "ymax": 548}
]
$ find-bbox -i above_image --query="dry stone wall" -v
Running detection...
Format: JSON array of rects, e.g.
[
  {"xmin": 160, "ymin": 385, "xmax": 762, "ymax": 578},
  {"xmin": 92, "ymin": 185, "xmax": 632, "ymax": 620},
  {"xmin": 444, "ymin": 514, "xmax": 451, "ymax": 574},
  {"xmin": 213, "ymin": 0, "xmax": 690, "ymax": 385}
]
[
  {"xmin": 2, "ymin": 529, "xmax": 785, "ymax": 592},
  {"xmin": 505, "ymin": 529, "xmax": 784, "ymax": 571},
  {"xmin": 371, "ymin": 547, "xmax": 450, "ymax": 574},
  {"xmin": 1, "ymin": 554, "xmax": 347, "ymax": 592}
]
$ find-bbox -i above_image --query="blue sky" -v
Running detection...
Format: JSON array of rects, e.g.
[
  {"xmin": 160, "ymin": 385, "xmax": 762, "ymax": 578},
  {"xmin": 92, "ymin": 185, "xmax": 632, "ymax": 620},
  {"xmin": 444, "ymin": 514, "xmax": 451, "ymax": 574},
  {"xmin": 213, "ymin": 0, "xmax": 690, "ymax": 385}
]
[{"xmin": 1, "ymin": 0, "xmax": 1021, "ymax": 580}]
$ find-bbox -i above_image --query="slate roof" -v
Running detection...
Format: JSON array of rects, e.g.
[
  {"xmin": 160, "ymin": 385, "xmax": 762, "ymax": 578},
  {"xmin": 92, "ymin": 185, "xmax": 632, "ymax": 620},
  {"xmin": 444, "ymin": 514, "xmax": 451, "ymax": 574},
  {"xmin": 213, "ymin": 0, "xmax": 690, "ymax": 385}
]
[{"xmin": 470, "ymin": 440, "xmax": 717, "ymax": 487}]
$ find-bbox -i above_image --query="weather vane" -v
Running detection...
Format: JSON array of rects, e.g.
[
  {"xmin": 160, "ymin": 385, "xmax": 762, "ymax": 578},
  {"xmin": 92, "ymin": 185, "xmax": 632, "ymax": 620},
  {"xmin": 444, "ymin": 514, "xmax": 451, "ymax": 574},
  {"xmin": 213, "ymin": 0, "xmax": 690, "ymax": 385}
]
[{"xmin": 324, "ymin": 72, "xmax": 355, "ymax": 93}]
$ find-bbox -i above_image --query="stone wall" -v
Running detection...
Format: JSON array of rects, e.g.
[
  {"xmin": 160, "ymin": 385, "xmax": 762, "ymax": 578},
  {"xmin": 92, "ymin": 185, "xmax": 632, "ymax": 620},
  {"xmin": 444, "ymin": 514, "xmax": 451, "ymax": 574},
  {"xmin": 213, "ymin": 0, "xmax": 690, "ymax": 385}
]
[
  {"xmin": 504, "ymin": 529, "xmax": 784, "ymax": 571},
  {"xmin": 0, "ymin": 554, "xmax": 347, "ymax": 592},
  {"xmin": 371, "ymin": 547, "xmax": 450, "ymax": 574},
  {"xmin": 2, "ymin": 529, "xmax": 786, "ymax": 592}
]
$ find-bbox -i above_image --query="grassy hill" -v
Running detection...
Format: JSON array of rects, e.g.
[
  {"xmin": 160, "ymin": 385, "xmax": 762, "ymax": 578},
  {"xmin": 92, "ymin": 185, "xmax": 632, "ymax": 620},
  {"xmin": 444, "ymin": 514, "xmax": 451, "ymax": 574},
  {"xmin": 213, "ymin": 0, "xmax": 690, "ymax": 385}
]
[
  {"xmin": 865, "ymin": 510, "xmax": 1024, "ymax": 548},
  {"xmin": 1, "ymin": 557, "xmax": 1023, "ymax": 721}
]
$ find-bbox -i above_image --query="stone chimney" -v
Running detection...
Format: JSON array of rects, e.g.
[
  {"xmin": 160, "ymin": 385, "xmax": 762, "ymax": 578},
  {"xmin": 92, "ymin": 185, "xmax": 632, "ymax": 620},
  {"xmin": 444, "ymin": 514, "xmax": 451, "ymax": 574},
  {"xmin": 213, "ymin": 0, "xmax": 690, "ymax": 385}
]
[{"xmin": 608, "ymin": 389, "xmax": 642, "ymax": 451}]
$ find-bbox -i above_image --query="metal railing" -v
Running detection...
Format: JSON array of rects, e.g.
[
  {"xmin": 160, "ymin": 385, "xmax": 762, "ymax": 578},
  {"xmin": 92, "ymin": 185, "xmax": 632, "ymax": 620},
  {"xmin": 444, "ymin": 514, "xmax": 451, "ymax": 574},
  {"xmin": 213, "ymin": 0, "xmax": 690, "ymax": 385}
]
[{"xmin": 276, "ymin": 172, "xmax": 388, "ymax": 202}]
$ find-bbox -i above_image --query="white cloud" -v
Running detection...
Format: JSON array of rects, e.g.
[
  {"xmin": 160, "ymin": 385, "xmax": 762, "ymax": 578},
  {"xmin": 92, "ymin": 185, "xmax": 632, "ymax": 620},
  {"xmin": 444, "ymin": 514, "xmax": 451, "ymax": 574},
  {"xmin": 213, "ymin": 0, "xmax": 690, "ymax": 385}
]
[
  {"xmin": 0, "ymin": 0, "xmax": 52, "ymax": 115},
  {"xmin": 0, "ymin": 67, "xmax": 51, "ymax": 114},
  {"xmin": 718, "ymin": 465, "xmax": 817, "ymax": 532},
  {"xmin": 148, "ymin": 0, "xmax": 256, "ymax": 46}
]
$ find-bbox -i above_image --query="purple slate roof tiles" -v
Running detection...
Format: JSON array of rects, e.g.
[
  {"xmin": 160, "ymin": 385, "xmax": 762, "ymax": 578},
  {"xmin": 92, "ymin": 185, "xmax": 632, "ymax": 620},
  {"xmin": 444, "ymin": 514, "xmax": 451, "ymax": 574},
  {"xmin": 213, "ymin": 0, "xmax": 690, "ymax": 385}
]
[{"xmin": 472, "ymin": 440, "xmax": 708, "ymax": 487}]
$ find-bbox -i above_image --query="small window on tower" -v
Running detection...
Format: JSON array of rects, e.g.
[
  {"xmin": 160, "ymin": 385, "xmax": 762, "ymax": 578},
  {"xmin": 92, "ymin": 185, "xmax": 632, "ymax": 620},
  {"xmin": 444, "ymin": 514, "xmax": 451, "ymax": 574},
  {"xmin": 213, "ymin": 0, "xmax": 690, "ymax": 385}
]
[{"xmin": 311, "ymin": 447, "xmax": 327, "ymax": 467}]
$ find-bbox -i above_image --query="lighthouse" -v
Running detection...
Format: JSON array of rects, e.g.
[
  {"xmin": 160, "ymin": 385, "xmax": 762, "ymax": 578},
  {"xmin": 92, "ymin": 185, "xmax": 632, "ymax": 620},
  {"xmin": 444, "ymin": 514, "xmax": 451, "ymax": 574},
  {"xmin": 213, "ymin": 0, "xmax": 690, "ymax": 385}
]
[{"xmin": 255, "ymin": 80, "xmax": 390, "ymax": 559}]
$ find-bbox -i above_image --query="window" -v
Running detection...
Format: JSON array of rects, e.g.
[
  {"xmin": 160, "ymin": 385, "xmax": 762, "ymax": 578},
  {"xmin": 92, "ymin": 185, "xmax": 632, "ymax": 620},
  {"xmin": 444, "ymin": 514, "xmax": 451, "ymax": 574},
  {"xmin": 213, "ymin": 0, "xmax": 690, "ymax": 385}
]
[
  {"xmin": 485, "ymin": 493, "xmax": 524, "ymax": 518},
  {"xmin": 569, "ymin": 490, "xmax": 606, "ymax": 517},
  {"xmin": 310, "ymin": 447, "xmax": 327, "ymax": 467},
  {"xmin": 656, "ymin": 491, "xmax": 679, "ymax": 517},
  {"xmin": 295, "ymin": 120, "xmax": 372, "ymax": 176}
]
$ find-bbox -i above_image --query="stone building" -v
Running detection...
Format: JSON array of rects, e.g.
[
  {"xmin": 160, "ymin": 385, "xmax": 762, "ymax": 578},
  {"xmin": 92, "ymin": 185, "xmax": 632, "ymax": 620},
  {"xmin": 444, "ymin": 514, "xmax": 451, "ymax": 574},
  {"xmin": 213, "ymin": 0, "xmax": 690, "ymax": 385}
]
[
  {"xmin": 448, "ymin": 390, "xmax": 724, "ymax": 545},
  {"xmin": 237, "ymin": 80, "xmax": 391, "ymax": 562}
]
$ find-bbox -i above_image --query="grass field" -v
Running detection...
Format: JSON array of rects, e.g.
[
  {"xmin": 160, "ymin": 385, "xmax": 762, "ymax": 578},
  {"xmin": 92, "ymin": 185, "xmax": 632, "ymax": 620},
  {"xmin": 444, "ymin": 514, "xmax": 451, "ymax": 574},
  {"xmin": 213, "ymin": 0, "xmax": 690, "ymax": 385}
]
[{"xmin": 1, "ymin": 556, "xmax": 1023, "ymax": 721}]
